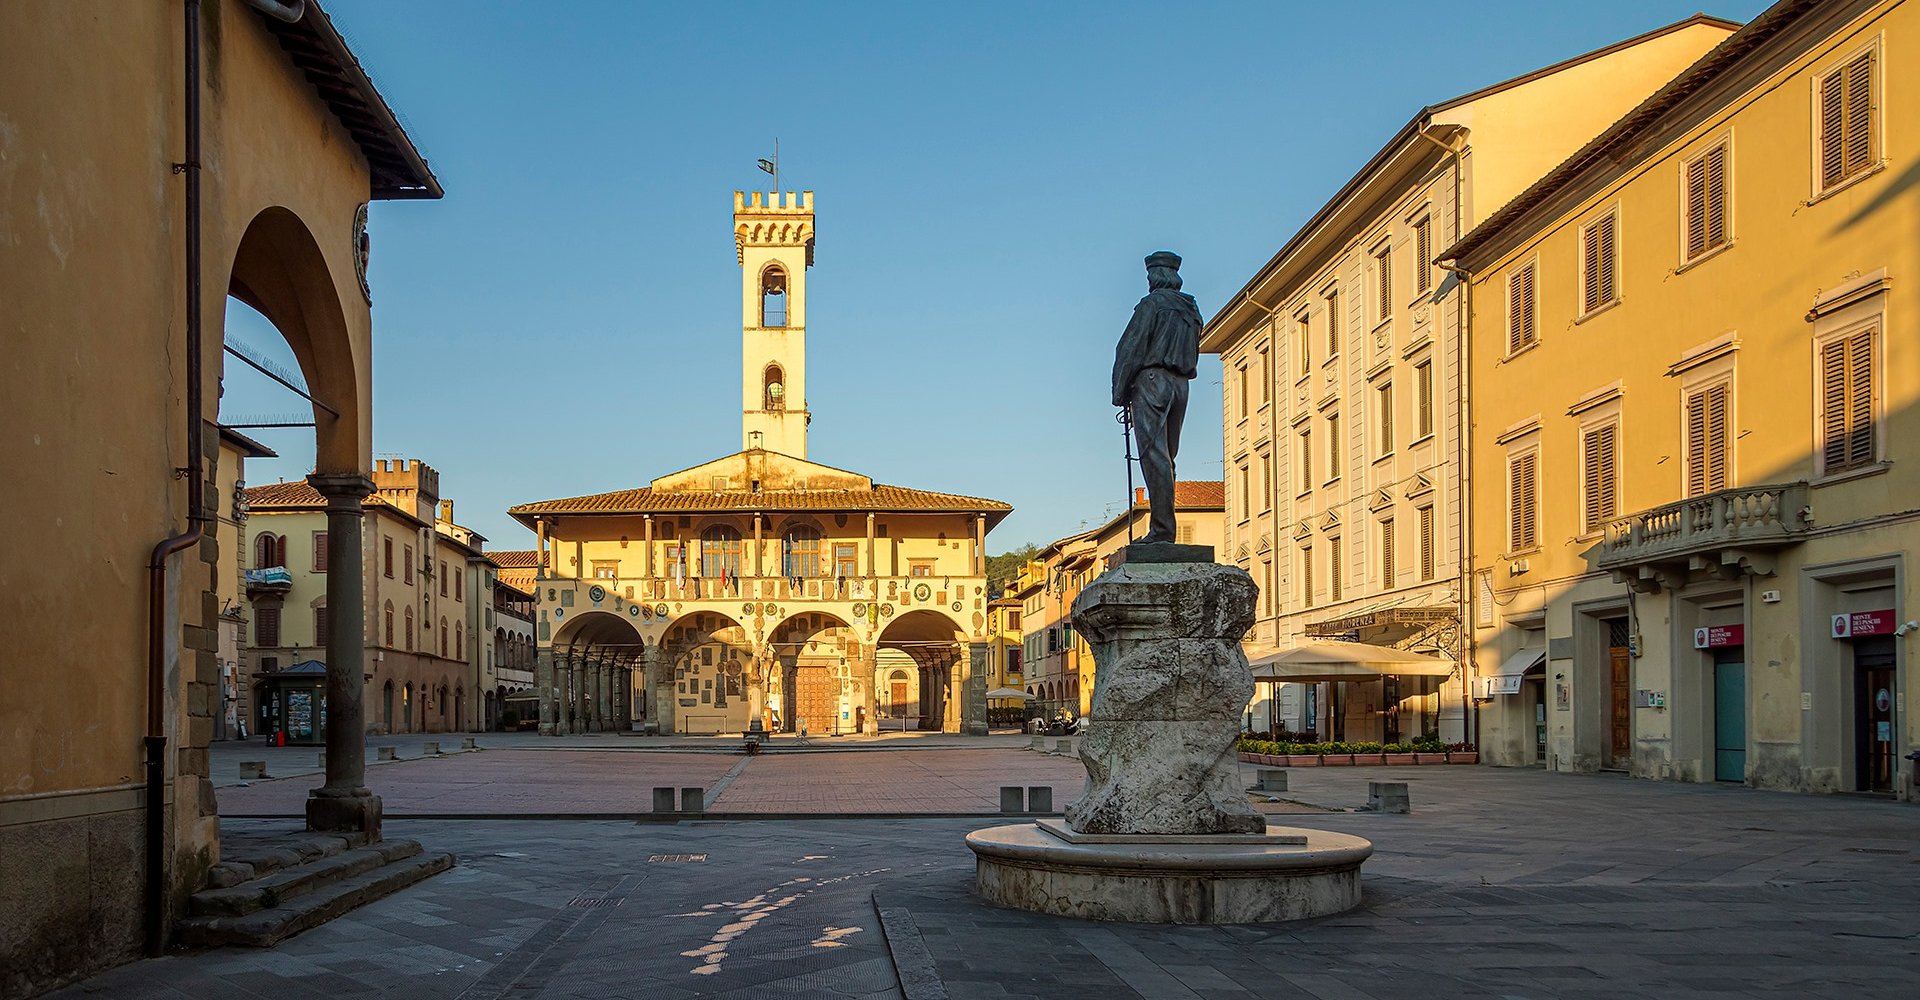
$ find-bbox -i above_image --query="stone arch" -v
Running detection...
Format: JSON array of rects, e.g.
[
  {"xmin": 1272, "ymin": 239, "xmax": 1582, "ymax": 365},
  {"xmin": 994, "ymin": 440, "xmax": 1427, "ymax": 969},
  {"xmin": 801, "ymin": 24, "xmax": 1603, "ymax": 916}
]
[
  {"xmin": 878, "ymin": 609, "xmax": 968, "ymax": 733},
  {"xmin": 658, "ymin": 611, "xmax": 753, "ymax": 735},
  {"xmin": 763, "ymin": 362, "xmax": 787, "ymax": 411},
  {"xmin": 760, "ymin": 262, "xmax": 788, "ymax": 327},
  {"xmin": 223, "ymin": 206, "xmax": 367, "ymax": 474},
  {"xmin": 551, "ymin": 610, "xmax": 646, "ymax": 735}
]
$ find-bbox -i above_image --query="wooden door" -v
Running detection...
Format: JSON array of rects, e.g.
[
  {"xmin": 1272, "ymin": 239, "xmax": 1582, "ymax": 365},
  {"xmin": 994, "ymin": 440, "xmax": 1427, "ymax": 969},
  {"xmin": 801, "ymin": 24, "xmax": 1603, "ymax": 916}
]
[
  {"xmin": 1858, "ymin": 664, "xmax": 1896, "ymax": 793},
  {"xmin": 793, "ymin": 667, "xmax": 833, "ymax": 735},
  {"xmin": 1713, "ymin": 658, "xmax": 1746, "ymax": 782},
  {"xmin": 1608, "ymin": 647, "xmax": 1632, "ymax": 767}
]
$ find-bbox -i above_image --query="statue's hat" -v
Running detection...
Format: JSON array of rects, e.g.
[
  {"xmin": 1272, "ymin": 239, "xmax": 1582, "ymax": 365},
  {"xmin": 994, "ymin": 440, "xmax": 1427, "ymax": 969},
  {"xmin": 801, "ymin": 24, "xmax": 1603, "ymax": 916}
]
[{"xmin": 1144, "ymin": 250, "xmax": 1182, "ymax": 271}]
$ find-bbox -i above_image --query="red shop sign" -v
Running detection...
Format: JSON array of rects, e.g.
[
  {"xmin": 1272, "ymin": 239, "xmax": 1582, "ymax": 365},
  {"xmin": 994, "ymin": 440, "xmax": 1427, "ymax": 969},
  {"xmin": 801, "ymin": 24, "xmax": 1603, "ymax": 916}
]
[
  {"xmin": 1693, "ymin": 625, "xmax": 1744, "ymax": 649},
  {"xmin": 1832, "ymin": 609, "xmax": 1897, "ymax": 639}
]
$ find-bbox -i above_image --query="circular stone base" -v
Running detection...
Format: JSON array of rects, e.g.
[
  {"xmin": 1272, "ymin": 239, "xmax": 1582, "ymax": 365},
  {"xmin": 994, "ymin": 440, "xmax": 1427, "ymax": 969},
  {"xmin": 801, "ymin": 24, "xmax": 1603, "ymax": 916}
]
[{"xmin": 965, "ymin": 823, "xmax": 1373, "ymax": 924}]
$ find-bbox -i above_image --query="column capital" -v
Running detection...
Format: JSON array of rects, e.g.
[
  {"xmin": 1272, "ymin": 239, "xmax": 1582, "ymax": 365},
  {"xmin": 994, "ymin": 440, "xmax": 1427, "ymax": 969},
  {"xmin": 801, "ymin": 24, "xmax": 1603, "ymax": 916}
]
[{"xmin": 306, "ymin": 472, "xmax": 373, "ymax": 511}]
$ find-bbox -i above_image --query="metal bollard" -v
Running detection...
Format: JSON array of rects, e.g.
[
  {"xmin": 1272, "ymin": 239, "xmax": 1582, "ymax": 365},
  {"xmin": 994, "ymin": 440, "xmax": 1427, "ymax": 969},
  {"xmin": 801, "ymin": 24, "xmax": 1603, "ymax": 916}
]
[
  {"xmin": 1026, "ymin": 786, "xmax": 1053, "ymax": 812},
  {"xmin": 999, "ymin": 786, "xmax": 1026, "ymax": 814}
]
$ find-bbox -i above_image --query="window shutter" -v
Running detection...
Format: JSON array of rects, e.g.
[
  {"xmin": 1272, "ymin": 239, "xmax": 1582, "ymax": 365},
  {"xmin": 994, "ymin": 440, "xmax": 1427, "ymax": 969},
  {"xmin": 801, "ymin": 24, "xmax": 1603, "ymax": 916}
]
[
  {"xmin": 1686, "ymin": 384, "xmax": 1729, "ymax": 495},
  {"xmin": 1325, "ymin": 290, "xmax": 1339, "ymax": 356},
  {"xmin": 1302, "ymin": 546, "xmax": 1314, "ymax": 609},
  {"xmin": 1826, "ymin": 328, "xmax": 1878, "ymax": 470},
  {"xmin": 315, "ymin": 606, "xmax": 329, "ymax": 646},
  {"xmin": 1380, "ymin": 518, "xmax": 1395, "ymax": 584},
  {"xmin": 1384, "ymin": 383, "xmax": 1395, "ymax": 452},
  {"xmin": 1330, "ymin": 536, "xmax": 1343, "ymax": 602},
  {"xmin": 1508, "ymin": 265, "xmax": 1536, "ymax": 352},
  {"xmin": 1583, "ymin": 215, "xmax": 1616, "ymax": 313},
  {"xmin": 1419, "ymin": 506, "xmax": 1435, "ymax": 581},
  {"xmin": 276, "ymin": 535, "xmax": 288, "ymax": 568},
  {"xmin": 313, "ymin": 531, "xmax": 328, "ymax": 573},
  {"xmin": 1703, "ymin": 144, "xmax": 1727, "ymax": 251},
  {"xmin": 1510, "ymin": 453, "xmax": 1537, "ymax": 551},
  {"xmin": 1583, "ymin": 425, "xmax": 1618, "ymax": 532},
  {"xmin": 1376, "ymin": 247, "xmax": 1392, "ymax": 321},
  {"xmin": 1415, "ymin": 218, "xmax": 1432, "ymax": 294},
  {"xmin": 1844, "ymin": 51, "xmax": 1875, "ymax": 178},
  {"xmin": 1416, "ymin": 360, "xmax": 1434, "ymax": 437},
  {"xmin": 1848, "ymin": 330, "xmax": 1875, "ymax": 466},
  {"xmin": 1686, "ymin": 156, "xmax": 1708, "ymax": 259},
  {"xmin": 256, "ymin": 606, "xmax": 280, "ymax": 646},
  {"xmin": 1820, "ymin": 68, "xmax": 1845, "ymax": 186},
  {"xmin": 1821, "ymin": 335, "xmax": 1849, "ymax": 470},
  {"xmin": 1327, "ymin": 413, "xmax": 1341, "ymax": 478}
]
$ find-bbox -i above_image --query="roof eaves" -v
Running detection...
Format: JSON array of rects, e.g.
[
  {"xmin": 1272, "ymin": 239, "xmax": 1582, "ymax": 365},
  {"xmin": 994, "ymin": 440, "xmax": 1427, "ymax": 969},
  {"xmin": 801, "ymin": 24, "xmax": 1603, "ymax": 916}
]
[
  {"xmin": 1443, "ymin": 1, "xmax": 1809, "ymax": 268},
  {"xmin": 259, "ymin": 1, "xmax": 442, "ymax": 200}
]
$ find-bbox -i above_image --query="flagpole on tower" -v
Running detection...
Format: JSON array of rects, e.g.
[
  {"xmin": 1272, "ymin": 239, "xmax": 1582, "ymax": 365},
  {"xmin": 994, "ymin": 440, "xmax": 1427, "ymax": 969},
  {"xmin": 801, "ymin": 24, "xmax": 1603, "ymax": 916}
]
[{"xmin": 756, "ymin": 138, "xmax": 781, "ymax": 193}]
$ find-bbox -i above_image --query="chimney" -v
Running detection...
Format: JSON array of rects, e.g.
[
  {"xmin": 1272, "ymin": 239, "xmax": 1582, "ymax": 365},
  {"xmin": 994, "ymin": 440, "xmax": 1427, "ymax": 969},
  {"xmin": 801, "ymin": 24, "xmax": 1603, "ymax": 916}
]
[
  {"xmin": 1134, "ymin": 487, "xmax": 1146, "ymax": 505},
  {"xmin": 439, "ymin": 499, "xmax": 454, "ymax": 523}
]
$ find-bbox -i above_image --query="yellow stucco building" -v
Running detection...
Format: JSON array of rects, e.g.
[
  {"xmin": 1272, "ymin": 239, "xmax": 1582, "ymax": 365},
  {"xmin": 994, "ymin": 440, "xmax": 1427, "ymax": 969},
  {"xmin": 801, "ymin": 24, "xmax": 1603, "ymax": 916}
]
[
  {"xmin": 242, "ymin": 461, "xmax": 499, "ymax": 739},
  {"xmin": 510, "ymin": 191, "xmax": 1012, "ymax": 737},
  {"xmin": 1, "ymin": 0, "xmax": 438, "ymax": 990},
  {"xmin": 1200, "ymin": 14, "xmax": 1738, "ymax": 745},
  {"xmin": 1446, "ymin": 0, "xmax": 1919, "ymax": 799}
]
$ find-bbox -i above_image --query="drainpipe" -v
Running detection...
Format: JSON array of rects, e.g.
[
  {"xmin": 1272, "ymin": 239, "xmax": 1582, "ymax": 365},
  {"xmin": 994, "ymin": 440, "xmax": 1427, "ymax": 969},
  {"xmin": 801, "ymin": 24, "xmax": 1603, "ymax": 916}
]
[
  {"xmin": 144, "ymin": 0, "xmax": 212, "ymax": 956},
  {"xmin": 1419, "ymin": 122, "xmax": 1477, "ymax": 750}
]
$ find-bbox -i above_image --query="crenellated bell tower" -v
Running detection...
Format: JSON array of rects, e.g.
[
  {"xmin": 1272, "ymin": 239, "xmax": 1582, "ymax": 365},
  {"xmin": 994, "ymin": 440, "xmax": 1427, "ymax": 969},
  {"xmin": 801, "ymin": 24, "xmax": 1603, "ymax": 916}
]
[{"xmin": 735, "ymin": 190, "xmax": 814, "ymax": 458}]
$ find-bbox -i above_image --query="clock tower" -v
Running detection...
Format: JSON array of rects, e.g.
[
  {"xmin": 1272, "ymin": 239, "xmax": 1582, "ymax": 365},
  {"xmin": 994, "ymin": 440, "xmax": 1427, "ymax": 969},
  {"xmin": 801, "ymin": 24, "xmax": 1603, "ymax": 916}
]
[{"xmin": 734, "ymin": 190, "xmax": 814, "ymax": 458}]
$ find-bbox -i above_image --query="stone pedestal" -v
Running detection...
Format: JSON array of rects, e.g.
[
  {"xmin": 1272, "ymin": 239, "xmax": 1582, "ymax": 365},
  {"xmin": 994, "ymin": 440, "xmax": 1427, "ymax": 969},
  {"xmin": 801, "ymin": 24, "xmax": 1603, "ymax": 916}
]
[
  {"xmin": 968, "ymin": 549, "xmax": 1372, "ymax": 924},
  {"xmin": 1066, "ymin": 558, "xmax": 1262, "ymax": 835}
]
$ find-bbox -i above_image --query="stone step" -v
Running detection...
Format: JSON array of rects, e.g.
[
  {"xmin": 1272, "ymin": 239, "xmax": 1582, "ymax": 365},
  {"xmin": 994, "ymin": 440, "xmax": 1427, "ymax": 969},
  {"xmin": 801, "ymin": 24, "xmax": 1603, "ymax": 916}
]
[
  {"xmin": 189, "ymin": 839, "xmax": 423, "ymax": 917},
  {"xmin": 177, "ymin": 848, "xmax": 456, "ymax": 948},
  {"xmin": 204, "ymin": 830, "xmax": 363, "ymax": 889}
]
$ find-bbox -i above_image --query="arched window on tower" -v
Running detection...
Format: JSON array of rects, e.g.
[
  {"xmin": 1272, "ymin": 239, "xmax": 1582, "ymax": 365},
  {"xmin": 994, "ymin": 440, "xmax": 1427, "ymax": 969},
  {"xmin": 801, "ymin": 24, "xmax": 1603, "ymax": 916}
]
[
  {"xmin": 761, "ymin": 265, "xmax": 788, "ymax": 327},
  {"xmin": 763, "ymin": 363, "xmax": 786, "ymax": 411}
]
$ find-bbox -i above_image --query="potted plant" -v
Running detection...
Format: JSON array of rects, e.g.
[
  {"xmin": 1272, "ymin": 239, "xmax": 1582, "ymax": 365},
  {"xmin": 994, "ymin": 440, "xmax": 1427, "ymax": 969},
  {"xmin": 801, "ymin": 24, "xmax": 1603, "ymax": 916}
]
[
  {"xmin": 1446, "ymin": 742, "xmax": 1479, "ymax": 764},
  {"xmin": 1383, "ymin": 742, "xmax": 1417, "ymax": 766}
]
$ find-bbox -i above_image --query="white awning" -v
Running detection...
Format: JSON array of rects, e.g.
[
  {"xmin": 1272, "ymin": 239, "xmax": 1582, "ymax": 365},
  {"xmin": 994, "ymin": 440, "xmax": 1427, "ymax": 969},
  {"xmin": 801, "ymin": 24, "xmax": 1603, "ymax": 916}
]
[
  {"xmin": 985, "ymin": 686, "xmax": 1032, "ymax": 700},
  {"xmin": 1247, "ymin": 641, "xmax": 1455, "ymax": 683},
  {"xmin": 1489, "ymin": 648, "xmax": 1546, "ymax": 696}
]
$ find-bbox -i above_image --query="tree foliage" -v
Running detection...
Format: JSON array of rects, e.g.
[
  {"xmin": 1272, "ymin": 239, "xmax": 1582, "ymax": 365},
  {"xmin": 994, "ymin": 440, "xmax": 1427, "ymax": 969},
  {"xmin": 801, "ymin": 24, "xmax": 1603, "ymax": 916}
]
[{"xmin": 985, "ymin": 543, "xmax": 1040, "ymax": 597}]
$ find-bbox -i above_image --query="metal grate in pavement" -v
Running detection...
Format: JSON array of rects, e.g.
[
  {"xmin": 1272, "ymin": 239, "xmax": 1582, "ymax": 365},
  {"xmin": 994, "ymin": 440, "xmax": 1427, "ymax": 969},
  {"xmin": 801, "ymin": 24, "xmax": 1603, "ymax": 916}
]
[
  {"xmin": 648, "ymin": 853, "xmax": 708, "ymax": 863},
  {"xmin": 567, "ymin": 896, "xmax": 624, "ymax": 908},
  {"xmin": 1847, "ymin": 847, "xmax": 1908, "ymax": 855}
]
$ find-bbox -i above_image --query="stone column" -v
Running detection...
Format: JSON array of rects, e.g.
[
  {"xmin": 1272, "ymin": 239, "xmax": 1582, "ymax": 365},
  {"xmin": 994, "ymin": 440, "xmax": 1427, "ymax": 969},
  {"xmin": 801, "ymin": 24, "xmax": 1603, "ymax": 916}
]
[
  {"xmin": 305, "ymin": 473, "xmax": 380, "ymax": 839},
  {"xmin": 572, "ymin": 654, "xmax": 588, "ymax": 734},
  {"xmin": 648, "ymin": 642, "xmax": 673, "ymax": 734},
  {"xmin": 557, "ymin": 649, "xmax": 575, "ymax": 734},
  {"xmin": 585, "ymin": 652, "xmax": 601, "ymax": 731},
  {"xmin": 963, "ymin": 641, "xmax": 989, "ymax": 736},
  {"xmin": 1065, "ymin": 558, "xmax": 1262, "ymax": 835},
  {"xmin": 598, "ymin": 654, "xmax": 614, "ymax": 730},
  {"xmin": 536, "ymin": 647, "xmax": 556, "ymax": 735},
  {"xmin": 859, "ymin": 652, "xmax": 878, "ymax": 735}
]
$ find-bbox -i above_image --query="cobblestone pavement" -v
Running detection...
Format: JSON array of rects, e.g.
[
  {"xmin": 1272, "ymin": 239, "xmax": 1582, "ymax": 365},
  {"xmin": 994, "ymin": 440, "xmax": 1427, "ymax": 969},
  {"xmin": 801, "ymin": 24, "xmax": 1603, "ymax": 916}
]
[
  {"xmin": 217, "ymin": 747, "xmax": 1089, "ymax": 817},
  {"xmin": 57, "ymin": 766, "xmax": 1920, "ymax": 999}
]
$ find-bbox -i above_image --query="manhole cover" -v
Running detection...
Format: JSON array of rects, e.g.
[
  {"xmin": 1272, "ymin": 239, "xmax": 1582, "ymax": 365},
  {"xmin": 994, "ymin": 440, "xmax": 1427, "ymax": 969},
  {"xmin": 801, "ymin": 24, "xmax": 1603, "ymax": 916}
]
[
  {"xmin": 567, "ymin": 897, "xmax": 623, "ymax": 908},
  {"xmin": 1846, "ymin": 847, "xmax": 1908, "ymax": 855},
  {"xmin": 649, "ymin": 853, "xmax": 708, "ymax": 863}
]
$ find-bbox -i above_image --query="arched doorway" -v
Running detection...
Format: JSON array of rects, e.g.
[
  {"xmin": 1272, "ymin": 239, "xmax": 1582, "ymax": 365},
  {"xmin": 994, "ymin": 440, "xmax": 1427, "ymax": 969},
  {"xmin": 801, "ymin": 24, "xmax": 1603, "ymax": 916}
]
[
  {"xmin": 767, "ymin": 612, "xmax": 860, "ymax": 735},
  {"xmin": 402, "ymin": 683, "xmax": 413, "ymax": 732},
  {"xmin": 381, "ymin": 681, "xmax": 394, "ymax": 735},
  {"xmin": 658, "ymin": 612, "xmax": 754, "ymax": 735},
  {"xmin": 877, "ymin": 610, "xmax": 969, "ymax": 735}
]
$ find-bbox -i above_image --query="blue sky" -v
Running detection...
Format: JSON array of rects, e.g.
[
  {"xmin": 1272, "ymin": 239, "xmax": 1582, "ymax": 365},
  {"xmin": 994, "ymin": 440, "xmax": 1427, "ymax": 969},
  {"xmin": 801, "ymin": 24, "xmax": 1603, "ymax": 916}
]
[{"xmin": 222, "ymin": 0, "xmax": 1769, "ymax": 553}]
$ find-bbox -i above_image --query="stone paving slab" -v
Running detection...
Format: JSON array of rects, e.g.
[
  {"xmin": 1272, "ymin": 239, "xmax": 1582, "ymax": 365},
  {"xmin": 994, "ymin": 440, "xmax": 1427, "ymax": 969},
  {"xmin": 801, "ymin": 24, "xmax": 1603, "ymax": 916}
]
[{"xmin": 53, "ymin": 765, "xmax": 1920, "ymax": 999}]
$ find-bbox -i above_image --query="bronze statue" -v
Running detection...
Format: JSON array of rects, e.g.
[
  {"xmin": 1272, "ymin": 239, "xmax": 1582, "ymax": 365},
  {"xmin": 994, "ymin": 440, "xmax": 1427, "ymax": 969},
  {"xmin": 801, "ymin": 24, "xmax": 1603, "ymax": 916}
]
[{"xmin": 1112, "ymin": 251, "xmax": 1202, "ymax": 545}]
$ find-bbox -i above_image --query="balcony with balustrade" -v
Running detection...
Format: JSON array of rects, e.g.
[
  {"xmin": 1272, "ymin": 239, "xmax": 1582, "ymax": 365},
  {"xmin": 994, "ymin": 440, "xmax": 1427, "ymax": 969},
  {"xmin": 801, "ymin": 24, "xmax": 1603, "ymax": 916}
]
[{"xmin": 1597, "ymin": 482, "xmax": 1812, "ymax": 592}]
